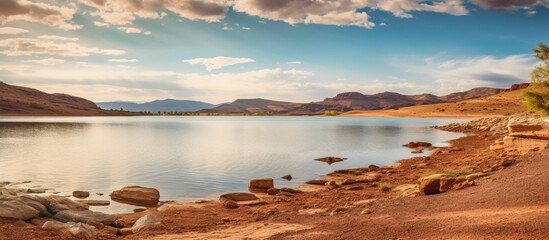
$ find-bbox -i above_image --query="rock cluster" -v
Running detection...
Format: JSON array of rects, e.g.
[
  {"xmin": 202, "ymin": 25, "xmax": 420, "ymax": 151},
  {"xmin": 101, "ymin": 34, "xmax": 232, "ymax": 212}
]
[{"xmin": 435, "ymin": 113, "xmax": 548, "ymax": 136}]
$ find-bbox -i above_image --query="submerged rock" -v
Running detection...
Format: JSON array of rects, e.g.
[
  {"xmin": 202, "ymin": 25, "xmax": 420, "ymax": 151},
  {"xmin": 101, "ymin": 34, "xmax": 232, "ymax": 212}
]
[
  {"xmin": 110, "ymin": 186, "xmax": 160, "ymax": 206},
  {"xmin": 75, "ymin": 200, "xmax": 110, "ymax": 206},
  {"xmin": 281, "ymin": 174, "xmax": 292, "ymax": 181},
  {"xmin": 315, "ymin": 156, "xmax": 347, "ymax": 164},
  {"xmin": 306, "ymin": 180, "xmax": 327, "ymax": 185},
  {"xmin": 45, "ymin": 196, "xmax": 89, "ymax": 214},
  {"xmin": 73, "ymin": 191, "xmax": 90, "ymax": 199},
  {"xmin": 403, "ymin": 142, "xmax": 432, "ymax": 148}
]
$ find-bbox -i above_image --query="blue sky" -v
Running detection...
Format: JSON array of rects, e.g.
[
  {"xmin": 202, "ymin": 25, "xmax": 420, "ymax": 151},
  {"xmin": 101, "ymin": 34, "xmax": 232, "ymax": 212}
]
[{"xmin": 0, "ymin": 0, "xmax": 548, "ymax": 103}]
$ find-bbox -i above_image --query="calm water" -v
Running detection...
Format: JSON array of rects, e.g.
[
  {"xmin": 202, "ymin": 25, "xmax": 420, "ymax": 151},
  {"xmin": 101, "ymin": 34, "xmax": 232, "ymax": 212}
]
[{"xmin": 0, "ymin": 116, "xmax": 465, "ymax": 213}]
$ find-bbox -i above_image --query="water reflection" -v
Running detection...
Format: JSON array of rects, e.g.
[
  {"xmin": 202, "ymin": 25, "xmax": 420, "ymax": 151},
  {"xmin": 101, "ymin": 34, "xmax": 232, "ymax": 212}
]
[{"xmin": 0, "ymin": 116, "xmax": 466, "ymax": 213}]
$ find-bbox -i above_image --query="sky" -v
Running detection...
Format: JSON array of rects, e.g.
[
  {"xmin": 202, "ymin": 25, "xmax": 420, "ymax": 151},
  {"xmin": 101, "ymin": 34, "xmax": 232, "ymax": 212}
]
[{"xmin": 0, "ymin": 0, "xmax": 548, "ymax": 104}]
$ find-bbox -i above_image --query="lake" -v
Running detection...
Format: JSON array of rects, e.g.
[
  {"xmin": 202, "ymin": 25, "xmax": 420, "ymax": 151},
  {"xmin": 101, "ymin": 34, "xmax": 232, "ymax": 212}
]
[{"xmin": 0, "ymin": 116, "xmax": 465, "ymax": 213}]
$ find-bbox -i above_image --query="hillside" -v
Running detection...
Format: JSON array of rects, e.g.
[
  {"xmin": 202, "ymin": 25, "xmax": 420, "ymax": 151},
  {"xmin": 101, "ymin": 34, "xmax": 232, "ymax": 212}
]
[
  {"xmin": 287, "ymin": 87, "xmax": 504, "ymax": 115},
  {"xmin": 0, "ymin": 82, "xmax": 136, "ymax": 116},
  {"xmin": 97, "ymin": 99, "xmax": 215, "ymax": 113},
  {"xmin": 198, "ymin": 98, "xmax": 302, "ymax": 114},
  {"xmin": 341, "ymin": 87, "xmax": 526, "ymax": 118}
]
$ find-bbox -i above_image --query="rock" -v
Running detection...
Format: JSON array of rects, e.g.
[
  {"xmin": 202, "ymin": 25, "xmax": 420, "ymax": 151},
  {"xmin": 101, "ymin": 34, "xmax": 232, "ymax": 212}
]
[
  {"xmin": 237, "ymin": 200, "xmax": 268, "ymax": 206},
  {"xmin": 501, "ymin": 159, "xmax": 515, "ymax": 167},
  {"xmin": 490, "ymin": 136, "xmax": 549, "ymax": 155},
  {"xmin": 465, "ymin": 172, "xmax": 489, "ymax": 181},
  {"xmin": 75, "ymin": 200, "xmax": 110, "ymax": 206},
  {"xmin": 219, "ymin": 193, "xmax": 259, "ymax": 202},
  {"xmin": 439, "ymin": 177, "xmax": 464, "ymax": 193},
  {"xmin": 341, "ymin": 179, "xmax": 357, "ymax": 185},
  {"xmin": 315, "ymin": 156, "xmax": 347, "ymax": 164},
  {"xmin": 133, "ymin": 208, "xmax": 146, "ymax": 213},
  {"xmin": 508, "ymin": 125, "xmax": 543, "ymax": 133},
  {"xmin": 131, "ymin": 214, "xmax": 162, "ymax": 233},
  {"xmin": 118, "ymin": 228, "xmax": 133, "ymax": 236},
  {"xmin": 325, "ymin": 181, "xmax": 338, "ymax": 189},
  {"xmin": 392, "ymin": 184, "xmax": 419, "ymax": 197},
  {"xmin": 344, "ymin": 186, "xmax": 364, "ymax": 191},
  {"xmin": 18, "ymin": 197, "xmax": 49, "ymax": 216},
  {"xmin": 298, "ymin": 208, "xmax": 328, "ymax": 215},
  {"xmin": 418, "ymin": 174, "xmax": 446, "ymax": 195},
  {"xmin": 276, "ymin": 191, "xmax": 295, "ymax": 197},
  {"xmin": 45, "ymin": 196, "xmax": 89, "ymax": 214},
  {"xmin": 361, "ymin": 209, "xmax": 372, "ymax": 215},
  {"xmin": 110, "ymin": 186, "xmax": 160, "ymax": 206},
  {"xmin": 367, "ymin": 165, "xmax": 380, "ymax": 172},
  {"xmin": 366, "ymin": 173, "xmax": 382, "ymax": 182},
  {"xmin": 221, "ymin": 199, "xmax": 239, "ymax": 209},
  {"xmin": 403, "ymin": 142, "xmax": 432, "ymax": 148},
  {"xmin": 280, "ymin": 188, "xmax": 303, "ymax": 194},
  {"xmin": 454, "ymin": 180, "xmax": 475, "ymax": 190},
  {"xmin": 54, "ymin": 210, "xmax": 116, "ymax": 226},
  {"xmin": 266, "ymin": 188, "xmax": 281, "ymax": 195},
  {"xmin": 281, "ymin": 175, "xmax": 292, "ymax": 181},
  {"xmin": 306, "ymin": 180, "xmax": 327, "ymax": 185},
  {"xmin": 27, "ymin": 188, "xmax": 47, "ymax": 194},
  {"xmin": 352, "ymin": 199, "xmax": 377, "ymax": 207},
  {"xmin": 73, "ymin": 191, "xmax": 90, "ymax": 199},
  {"xmin": 42, "ymin": 221, "xmax": 97, "ymax": 239},
  {"xmin": 0, "ymin": 200, "xmax": 40, "ymax": 220},
  {"xmin": 248, "ymin": 179, "xmax": 274, "ymax": 193}
]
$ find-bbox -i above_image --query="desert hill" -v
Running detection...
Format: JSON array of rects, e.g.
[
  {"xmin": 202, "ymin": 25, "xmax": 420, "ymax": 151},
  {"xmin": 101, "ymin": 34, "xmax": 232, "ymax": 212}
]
[
  {"xmin": 341, "ymin": 84, "xmax": 528, "ymax": 118},
  {"xmin": 0, "ymin": 81, "xmax": 135, "ymax": 116},
  {"xmin": 198, "ymin": 98, "xmax": 302, "ymax": 114}
]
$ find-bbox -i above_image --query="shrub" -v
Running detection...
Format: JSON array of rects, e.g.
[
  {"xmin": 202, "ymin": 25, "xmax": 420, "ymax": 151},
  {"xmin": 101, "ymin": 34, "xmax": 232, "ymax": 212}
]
[
  {"xmin": 379, "ymin": 183, "xmax": 394, "ymax": 192},
  {"xmin": 446, "ymin": 169, "xmax": 472, "ymax": 177},
  {"xmin": 522, "ymin": 43, "xmax": 549, "ymax": 116}
]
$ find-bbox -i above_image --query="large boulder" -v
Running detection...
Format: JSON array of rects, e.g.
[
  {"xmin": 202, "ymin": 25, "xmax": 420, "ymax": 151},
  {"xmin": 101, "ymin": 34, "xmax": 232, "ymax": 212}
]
[
  {"xmin": 54, "ymin": 210, "xmax": 116, "ymax": 226},
  {"xmin": 418, "ymin": 174, "xmax": 446, "ymax": 195},
  {"xmin": 131, "ymin": 214, "xmax": 162, "ymax": 233},
  {"xmin": 45, "ymin": 196, "xmax": 89, "ymax": 214},
  {"xmin": 42, "ymin": 220, "xmax": 97, "ymax": 239},
  {"xmin": 248, "ymin": 179, "xmax": 274, "ymax": 193},
  {"xmin": 110, "ymin": 186, "xmax": 160, "ymax": 206},
  {"xmin": 0, "ymin": 200, "xmax": 41, "ymax": 220}
]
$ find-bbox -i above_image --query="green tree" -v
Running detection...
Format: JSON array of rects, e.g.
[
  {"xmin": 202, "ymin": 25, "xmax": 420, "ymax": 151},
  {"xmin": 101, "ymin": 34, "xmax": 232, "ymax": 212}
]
[{"xmin": 523, "ymin": 43, "xmax": 549, "ymax": 116}]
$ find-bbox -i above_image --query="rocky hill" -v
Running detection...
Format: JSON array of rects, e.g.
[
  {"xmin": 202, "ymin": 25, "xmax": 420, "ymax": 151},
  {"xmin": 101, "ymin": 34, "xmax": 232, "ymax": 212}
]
[
  {"xmin": 198, "ymin": 98, "xmax": 302, "ymax": 114},
  {"xmin": 0, "ymin": 81, "xmax": 134, "ymax": 116}
]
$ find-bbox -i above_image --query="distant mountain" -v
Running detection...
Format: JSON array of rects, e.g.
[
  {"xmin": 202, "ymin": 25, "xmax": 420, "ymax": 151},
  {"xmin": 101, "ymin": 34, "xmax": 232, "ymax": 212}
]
[
  {"xmin": 289, "ymin": 87, "xmax": 504, "ymax": 115},
  {"xmin": 196, "ymin": 87, "xmax": 505, "ymax": 115},
  {"xmin": 0, "ymin": 81, "xmax": 131, "ymax": 116},
  {"xmin": 197, "ymin": 98, "xmax": 302, "ymax": 114},
  {"xmin": 97, "ymin": 99, "xmax": 215, "ymax": 113}
]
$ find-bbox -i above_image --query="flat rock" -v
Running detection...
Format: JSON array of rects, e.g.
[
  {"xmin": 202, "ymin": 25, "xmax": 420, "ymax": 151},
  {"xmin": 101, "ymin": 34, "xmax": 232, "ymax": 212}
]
[
  {"xmin": 219, "ymin": 193, "xmax": 259, "ymax": 202},
  {"xmin": 306, "ymin": 180, "xmax": 327, "ymax": 185},
  {"xmin": 110, "ymin": 186, "xmax": 160, "ymax": 206},
  {"xmin": 0, "ymin": 200, "xmax": 41, "ymax": 220},
  {"xmin": 27, "ymin": 188, "xmax": 47, "ymax": 194},
  {"xmin": 280, "ymin": 188, "xmax": 303, "ymax": 194},
  {"xmin": 237, "ymin": 200, "xmax": 268, "ymax": 206},
  {"xmin": 465, "ymin": 172, "xmax": 489, "ymax": 181},
  {"xmin": 54, "ymin": 209, "xmax": 116, "ymax": 226},
  {"xmin": 403, "ymin": 142, "xmax": 432, "ymax": 148},
  {"xmin": 75, "ymin": 200, "xmax": 111, "ymax": 206},
  {"xmin": 508, "ymin": 124, "xmax": 543, "ymax": 133},
  {"xmin": 315, "ymin": 156, "xmax": 347, "ymax": 164},
  {"xmin": 42, "ymin": 220, "xmax": 97, "ymax": 239}
]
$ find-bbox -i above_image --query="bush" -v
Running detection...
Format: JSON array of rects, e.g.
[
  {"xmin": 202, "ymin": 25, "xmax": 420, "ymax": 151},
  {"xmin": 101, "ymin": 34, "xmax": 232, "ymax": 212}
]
[
  {"xmin": 522, "ymin": 43, "xmax": 549, "ymax": 116},
  {"xmin": 379, "ymin": 183, "xmax": 394, "ymax": 192},
  {"xmin": 446, "ymin": 169, "xmax": 472, "ymax": 177}
]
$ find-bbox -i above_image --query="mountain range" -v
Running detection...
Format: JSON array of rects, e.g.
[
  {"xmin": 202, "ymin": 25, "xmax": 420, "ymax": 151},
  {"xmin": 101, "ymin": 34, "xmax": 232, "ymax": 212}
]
[{"xmin": 0, "ymin": 81, "xmax": 513, "ymax": 116}]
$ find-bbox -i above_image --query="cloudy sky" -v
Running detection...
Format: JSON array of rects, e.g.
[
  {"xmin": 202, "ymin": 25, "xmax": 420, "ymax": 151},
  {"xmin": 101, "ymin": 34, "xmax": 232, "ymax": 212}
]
[{"xmin": 0, "ymin": 0, "xmax": 548, "ymax": 103}]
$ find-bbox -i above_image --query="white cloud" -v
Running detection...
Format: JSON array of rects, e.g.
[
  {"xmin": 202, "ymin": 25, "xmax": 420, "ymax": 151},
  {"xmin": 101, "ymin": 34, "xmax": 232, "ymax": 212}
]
[
  {"xmin": 242, "ymin": 27, "xmax": 251, "ymax": 30},
  {"xmin": 0, "ymin": 0, "xmax": 81, "ymax": 30},
  {"xmin": 109, "ymin": 58, "xmax": 139, "ymax": 63},
  {"xmin": 144, "ymin": 31, "xmax": 152, "ymax": 35},
  {"xmin": 0, "ymin": 37, "xmax": 125, "ymax": 57},
  {"xmin": 184, "ymin": 56, "xmax": 256, "ymax": 71},
  {"xmin": 38, "ymin": 35, "xmax": 79, "ymax": 41},
  {"xmin": 0, "ymin": 27, "xmax": 29, "ymax": 35},
  {"xmin": 21, "ymin": 57, "xmax": 65, "ymax": 66},
  {"xmin": 117, "ymin": 27, "xmax": 142, "ymax": 34},
  {"xmin": 93, "ymin": 21, "xmax": 110, "ymax": 27},
  {"xmin": 404, "ymin": 54, "xmax": 536, "ymax": 94},
  {"xmin": 286, "ymin": 61, "xmax": 302, "ymax": 65}
]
